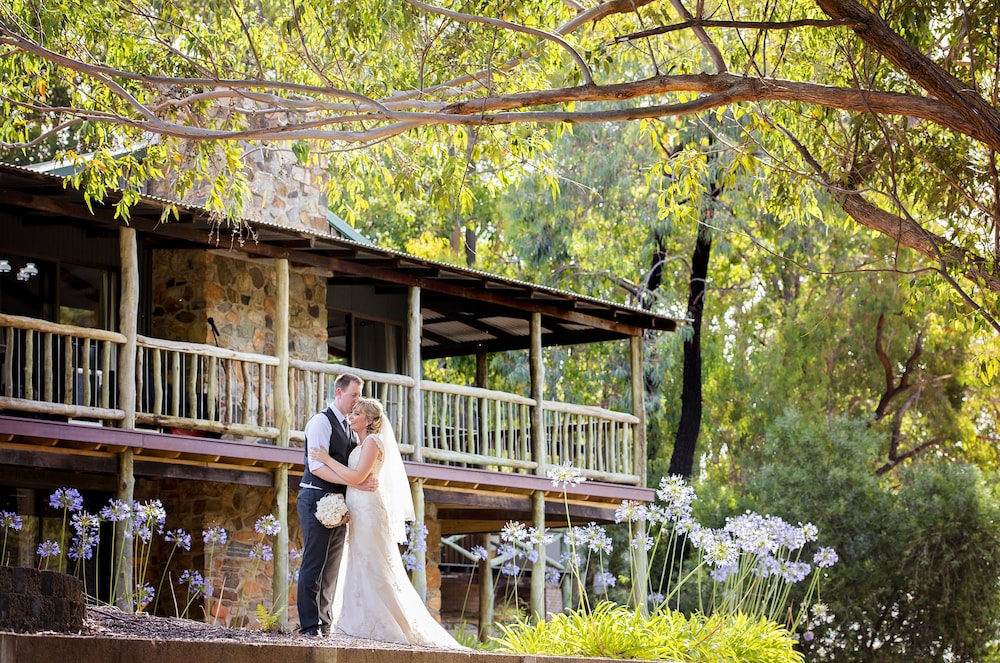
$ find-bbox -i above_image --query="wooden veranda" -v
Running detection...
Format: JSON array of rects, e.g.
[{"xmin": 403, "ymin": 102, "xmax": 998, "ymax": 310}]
[{"xmin": 0, "ymin": 161, "xmax": 680, "ymax": 629}]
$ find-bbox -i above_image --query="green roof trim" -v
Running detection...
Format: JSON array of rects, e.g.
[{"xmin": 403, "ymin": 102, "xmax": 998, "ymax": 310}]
[{"xmin": 327, "ymin": 209, "xmax": 370, "ymax": 243}]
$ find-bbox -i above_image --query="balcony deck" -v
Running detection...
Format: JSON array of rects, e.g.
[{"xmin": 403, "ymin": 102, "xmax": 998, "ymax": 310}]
[{"xmin": 0, "ymin": 313, "xmax": 653, "ymax": 528}]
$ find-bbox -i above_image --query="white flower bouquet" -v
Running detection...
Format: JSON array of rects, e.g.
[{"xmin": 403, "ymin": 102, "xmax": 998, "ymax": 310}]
[{"xmin": 315, "ymin": 493, "xmax": 349, "ymax": 528}]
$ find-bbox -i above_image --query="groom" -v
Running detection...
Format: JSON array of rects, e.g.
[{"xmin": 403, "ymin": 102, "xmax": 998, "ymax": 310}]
[{"xmin": 296, "ymin": 373, "xmax": 377, "ymax": 636}]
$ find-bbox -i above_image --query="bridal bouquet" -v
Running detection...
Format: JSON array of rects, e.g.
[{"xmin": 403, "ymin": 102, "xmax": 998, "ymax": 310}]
[{"xmin": 315, "ymin": 493, "xmax": 349, "ymax": 528}]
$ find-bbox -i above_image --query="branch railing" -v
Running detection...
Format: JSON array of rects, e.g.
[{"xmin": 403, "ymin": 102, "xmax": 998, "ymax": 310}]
[
  {"xmin": 0, "ymin": 314, "xmax": 641, "ymax": 484},
  {"xmin": 135, "ymin": 335, "xmax": 280, "ymax": 440},
  {"xmin": 0, "ymin": 314, "xmax": 123, "ymax": 421}
]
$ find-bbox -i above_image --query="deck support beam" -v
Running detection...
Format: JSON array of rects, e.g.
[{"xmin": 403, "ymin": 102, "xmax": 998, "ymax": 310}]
[
  {"xmin": 529, "ymin": 312, "xmax": 546, "ymax": 619},
  {"xmin": 273, "ymin": 258, "xmax": 291, "ymax": 630},
  {"xmin": 630, "ymin": 334, "xmax": 648, "ymax": 614},
  {"xmin": 114, "ymin": 226, "xmax": 139, "ymax": 609}
]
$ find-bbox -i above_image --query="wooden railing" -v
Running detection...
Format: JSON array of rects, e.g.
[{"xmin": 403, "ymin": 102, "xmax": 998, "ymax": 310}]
[
  {"xmin": 288, "ymin": 359, "xmax": 414, "ymax": 447},
  {"xmin": 135, "ymin": 335, "xmax": 280, "ymax": 440},
  {"xmin": 0, "ymin": 314, "xmax": 641, "ymax": 484},
  {"xmin": 0, "ymin": 314, "xmax": 124, "ymax": 421}
]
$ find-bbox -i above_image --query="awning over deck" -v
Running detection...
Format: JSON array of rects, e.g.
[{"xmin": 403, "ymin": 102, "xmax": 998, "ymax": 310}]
[{"xmin": 0, "ymin": 163, "xmax": 680, "ymax": 359}]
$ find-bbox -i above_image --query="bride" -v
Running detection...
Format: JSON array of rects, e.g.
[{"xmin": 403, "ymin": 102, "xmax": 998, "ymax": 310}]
[{"xmin": 308, "ymin": 397, "xmax": 466, "ymax": 650}]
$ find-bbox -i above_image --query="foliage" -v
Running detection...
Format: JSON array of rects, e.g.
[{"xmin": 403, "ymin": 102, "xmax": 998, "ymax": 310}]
[
  {"xmin": 490, "ymin": 465, "xmax": 834, "ymax": 659},
  {"xmin": 726, "ymin": 411, "xmax": 1000, "ymax": 663},
  {"xmin": 3, "ymin": 0, "xmax": 1000, "ymax": 327},
  {"xmin": 3, "ymin": 488, "xmax": 299, "ymax": 627},
  {"xmin": 254, "ymin": 603, "xmax": 281, "ymax": 633},
  {"xmin": 494, "ymin": 601, "xmax": 804, "ymax": 663}
]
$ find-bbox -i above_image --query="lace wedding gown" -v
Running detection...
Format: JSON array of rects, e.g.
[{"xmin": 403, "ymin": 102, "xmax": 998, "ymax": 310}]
[{"xmin": 330, "ymin": 437, "xmax": 466, "ymax": 649}]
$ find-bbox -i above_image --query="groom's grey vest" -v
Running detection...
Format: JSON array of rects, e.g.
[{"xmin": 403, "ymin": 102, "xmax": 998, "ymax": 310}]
[{"xmin": 301, "ymin": 408, "xmax": 354, "ymax": 494}]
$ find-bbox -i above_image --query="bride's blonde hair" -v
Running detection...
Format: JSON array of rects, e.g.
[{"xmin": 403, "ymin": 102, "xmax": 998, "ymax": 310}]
[{"xmin": 356, "ymin": 397, "xmax": 384, "ymax": 434}]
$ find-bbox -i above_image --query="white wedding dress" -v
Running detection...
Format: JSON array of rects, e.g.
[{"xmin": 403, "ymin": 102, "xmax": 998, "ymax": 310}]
[{"xmin": 330, "ymin": 436, "xmax": 466, "ymax": 649}]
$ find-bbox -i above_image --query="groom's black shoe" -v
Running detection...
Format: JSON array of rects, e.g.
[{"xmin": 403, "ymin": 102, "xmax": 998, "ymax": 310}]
[{"xmin": 298, "ymin": 627, "xmax": 321, "ymax": 637}]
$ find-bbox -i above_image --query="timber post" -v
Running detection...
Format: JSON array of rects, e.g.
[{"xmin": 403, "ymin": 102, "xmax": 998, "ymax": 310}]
[
  {"xmin": 411, "ymin": 478, "xmax": 427, "ymax": 599},
  {"xmin": 529, "ymin": 312, "xmax": 546, "ymax": 619},
  {"xmin": 474, "ymin": 351, "xmax": 494, "ymax": 640},
  {"xmin": 406, "ymin": 286, "xmax": 427, "ymax": 598},
  {"xmin": 273, "ymin": 258, "xmax": 291, "ymax": 630},
  {"xmin": 630, "ymin": 334, "xmax": 648, "ymax": 614},
  {"xmin": 114, "ymin": 226, "xmax": 138, "ymax": 609},
  {"xmin": 477, "ymin": 531, "xmax": 495, "ymax": 641}
]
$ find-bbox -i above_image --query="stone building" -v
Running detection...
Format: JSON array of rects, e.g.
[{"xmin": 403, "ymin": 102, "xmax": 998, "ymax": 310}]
[{"xmin": 0, "ymin": 154, "xmax": 678, "ymax": 636}]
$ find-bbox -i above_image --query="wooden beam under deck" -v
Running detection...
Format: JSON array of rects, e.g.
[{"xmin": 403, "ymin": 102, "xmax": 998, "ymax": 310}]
[{"xmin": 0, "ymin": 415, "xmax": 654, "ymax": 529}]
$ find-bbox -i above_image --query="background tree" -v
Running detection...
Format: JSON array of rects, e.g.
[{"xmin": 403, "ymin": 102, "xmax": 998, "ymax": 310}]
[{"xmin": 3, "ymin": 0, "xmax": 999, "ymax": 335}]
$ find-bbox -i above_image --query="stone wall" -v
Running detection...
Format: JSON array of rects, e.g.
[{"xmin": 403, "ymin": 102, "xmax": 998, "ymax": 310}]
[
  {"xmin": 424, "ymin": 503, "xmax": 443, "ymax": 621},
  {"xmin": 137, "ymin": 478, "xmax": 302, "ymax": 628},
  {"xmin": 145, "ymin": 114, "xmax": 332, "ymax": 236},
  {"xmin": 150, "ymin": 249, "xmax": 327, "ymax": 361},
  {"xmin": 0, "ymin": 568, "xmax": 85, "ymax": 632}
]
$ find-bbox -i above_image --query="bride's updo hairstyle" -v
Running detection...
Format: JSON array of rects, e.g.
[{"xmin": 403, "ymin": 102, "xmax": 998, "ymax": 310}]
[{"xmin": 357, "ymin": 397, "xmax": 384, "ymax": 434}]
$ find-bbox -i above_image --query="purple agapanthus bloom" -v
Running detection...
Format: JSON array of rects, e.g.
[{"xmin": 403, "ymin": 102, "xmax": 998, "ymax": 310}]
[
  {"xmin": 254, "ymin": 514, "xmax": 281, "ymax": 536},
  {"xmin": 49, "ymin": 487, "xmax": 84, "ymax": 512},
  {"xmin": 1, "ymin": 511, "xmax": 23, "ymax": 531}
]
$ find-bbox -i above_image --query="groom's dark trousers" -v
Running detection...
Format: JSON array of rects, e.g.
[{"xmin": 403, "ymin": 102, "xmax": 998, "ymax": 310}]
[
  {"xmin": 296, "ymin": 407, "xmax": 354, "ymax": 635},
  {"xmin": 296, "ymin": 487, "xmax": 347, "ymax": 634}
]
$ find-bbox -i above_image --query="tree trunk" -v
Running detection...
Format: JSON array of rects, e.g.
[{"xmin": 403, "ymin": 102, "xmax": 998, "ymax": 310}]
[{"xmin": 668, "ymin": 223, "xmax": 712, "ymax": 477}]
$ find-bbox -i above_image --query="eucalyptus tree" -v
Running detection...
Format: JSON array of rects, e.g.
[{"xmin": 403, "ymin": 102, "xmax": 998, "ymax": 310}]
[{"xmin": 2, "ymin": 0, "xmax": 999, "ymax": 338}]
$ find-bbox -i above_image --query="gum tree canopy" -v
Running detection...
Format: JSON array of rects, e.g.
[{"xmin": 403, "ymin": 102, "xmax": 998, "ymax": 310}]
[{"xmin": 2, "ymin": 0, "xmax": 999, "ymax": 324}]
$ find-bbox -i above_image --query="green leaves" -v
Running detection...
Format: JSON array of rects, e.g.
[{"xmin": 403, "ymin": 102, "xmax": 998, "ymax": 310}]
[{"xmin": 493, "ymin": 602, "xmax": 804, "ymax": 663}]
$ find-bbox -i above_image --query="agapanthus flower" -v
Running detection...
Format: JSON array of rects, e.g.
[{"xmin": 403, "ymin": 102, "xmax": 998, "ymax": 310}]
[
  {"xmin": 691, "ymin": 527, "xmax": 738, "ymax": 568},
  {"xmin": 810, "ymin": 602, "xmax": 835, "ymax": 624},
  {"xmin": 528, "ymin": 527, "xmax": 553, "ymax": 546},
  {"xmin": 780, "ymin": 560, "xmax": 812, "ymax": 583},
  {"xmin": 547, "ymin": 462, "xmax": 586, "ymax": 489},
  {"xmin": 203, "ymin": 526, "xmax": 228, "ymax": 546},
  {"xmin": 632, "ymin": 533, "xmax": 654, "ymax": 552},
  {"xmin": 37, "ymin": 540, "xmax": 60, "ymax": 557},
  {"xmin": 496, "ymin": 543, "xmax": 517, "ymax": 560},
  {"xmin": 754, "ymin": 554, "xmax": 782, "ymax": 579},
  {"xmin": 134, "ymin": 583, "xmax": 155, "ymax": 610},
  {"xmin": 655, "ymin": 476, "xmax": 695, "ymax": 521},
  {"xmin": 134, "ymin": 500, "xmax": 167, "ymax": 529},
  {"xmin": 254, "ymin": 514, "xmax": 281, "ymax": 536},
  {"xmin": 250, "ymin": 542, "xmax": 273, "ymax": 562},
  {"xmin": 582, "ymin": 523, "xmax": 613, "ymax": 554},
  {"xmin": 1, "ymin": 511, "xmax": 23, "ymax": 531},
  {"xmin": 164, "ymin": 529, "xmax": 192, "ymax": 551},
  {"xmin": 402, "ymin": 551, "xmax": 423, "ymax": 571},
  {"xmin": 68, "ymin": 536, "xmax": 96, "ymax": 561},
  {"xmin": 71, "ymin": 511, "xmax": 101, "ymax": 537},
  {"xmin": 500, "ymin": 520, "xmax": 529, "ymax": 543},
  {"xmin": 49, "ymin": 487, "xmax": 83, "ymax": 512},
  {"xmin": 100, "ymin": 499, "xmax": 132, "ymax": 522},
  {"xmin": 710, "ymin": 562, "xmax": 739, "ymax": 583},
  {"xmin": 615, "ymin": 500, "xmax": 648, "ymax": 524},
  {"xmin": 405, "ymin": 522, "xmax": 428, "ymax": 553},
  {"xmin": 560, "ymin": 549, "xmax": 583, "ymax": 571},
  {"xmin": 725, "ymin": 512, "xmax": 776, "ymax": 555},
  {"xmin": 500, "ymin": 561, "xmax": 520, "ymax": 576},
  {"xmin": 132, "ymin": 500, "xmax": 167, "ymax": 542},
  {"xmin": 470, "ymin": 546, "xmax": 489, "ymax": 561},
  {"xmin": 593, "ymin": 571, "xmax": 617, "ymax": 589},
  {"xmin": 179, "ymin": 570, "xmax": 211, "ymax": 597},
  {"xmin": 544, "ymin": 567, "xmax": 562, "ymax": 585},
  {"xmin": 813, "ymin": 547, "xmax": 838, "ymax": 568}
]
